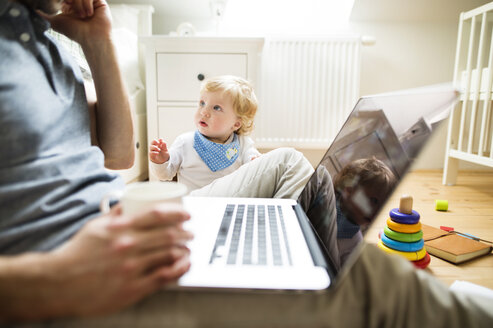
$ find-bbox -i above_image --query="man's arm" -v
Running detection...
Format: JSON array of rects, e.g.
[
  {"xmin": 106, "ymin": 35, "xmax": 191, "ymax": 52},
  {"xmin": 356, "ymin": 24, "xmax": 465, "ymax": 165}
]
[
  {"xmin": 83, "ymin": 37, "xmax": 135, "ymax": 169},
  {"xmin": 46, "ymin": 0, "xmax": 134, "ymax": 169}
]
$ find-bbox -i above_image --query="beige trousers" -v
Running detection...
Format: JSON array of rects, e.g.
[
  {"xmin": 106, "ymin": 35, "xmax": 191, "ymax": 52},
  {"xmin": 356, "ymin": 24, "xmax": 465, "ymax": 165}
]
[
  {"xmin": 48, "ymin": 244, "xmax": 493, "ymax": 328},
  {"xmin": 190, "ymin": 147, "xmax": 315, "ymax": 199}
]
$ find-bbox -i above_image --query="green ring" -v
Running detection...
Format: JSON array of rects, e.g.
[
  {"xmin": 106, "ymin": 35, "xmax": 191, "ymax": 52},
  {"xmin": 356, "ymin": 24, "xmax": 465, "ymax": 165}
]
[{"xmin": 384, "ymin": 226, "xmax": 423, "ymax": 242}]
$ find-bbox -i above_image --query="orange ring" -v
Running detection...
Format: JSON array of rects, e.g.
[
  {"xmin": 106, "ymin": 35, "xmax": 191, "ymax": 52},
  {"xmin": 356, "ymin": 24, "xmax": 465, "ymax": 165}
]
[{"xmin": 386, "ymin": 218, "xmax": 422, "ymax": 233}]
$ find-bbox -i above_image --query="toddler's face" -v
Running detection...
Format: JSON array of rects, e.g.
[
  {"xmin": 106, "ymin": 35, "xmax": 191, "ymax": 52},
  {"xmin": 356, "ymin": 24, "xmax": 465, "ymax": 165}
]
[{"xmin": 194, "ymin": 91, "xmax": 241, "ymax": 143}]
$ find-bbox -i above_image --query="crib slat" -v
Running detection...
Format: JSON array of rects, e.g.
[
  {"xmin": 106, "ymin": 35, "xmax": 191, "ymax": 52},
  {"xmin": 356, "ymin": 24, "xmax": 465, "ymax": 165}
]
[
  {"xmin": 489, "ymin": 128, "xmax": 493, "ymax": 159},
  {"xmin": 478, "ymin": 26, "xmax": 493, "ymax": 157},
  {"xmin": 452, "ymin": 14, "xmax": 464, "ymax": 84},
  {"xmin": 467, "ymin": 13, "xmax": 487, "ymax": 154},
  {"xmin": 443, "ymin": 13, "xmax": 465, "ymax": 185},
  {"xmin": 458, "ymin": 16, "xmax": 477, "ymax": 151}
]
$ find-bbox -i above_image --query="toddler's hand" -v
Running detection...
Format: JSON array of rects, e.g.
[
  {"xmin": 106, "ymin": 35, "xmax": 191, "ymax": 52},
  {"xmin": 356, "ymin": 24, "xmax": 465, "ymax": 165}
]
[
  {"xmin": 251, "ymin": 154, "xmax": 261, "ymax": 161},
  {"xmin": 149, "ymin": 138, "xmax": 170, "ymax": 164}
]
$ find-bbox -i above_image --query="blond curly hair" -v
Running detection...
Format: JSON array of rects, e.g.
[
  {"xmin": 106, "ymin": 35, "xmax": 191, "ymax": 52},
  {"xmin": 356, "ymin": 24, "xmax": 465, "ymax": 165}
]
[{"xmin": 200, "ymin": 75, "xmax": 258, "ymax": 135}]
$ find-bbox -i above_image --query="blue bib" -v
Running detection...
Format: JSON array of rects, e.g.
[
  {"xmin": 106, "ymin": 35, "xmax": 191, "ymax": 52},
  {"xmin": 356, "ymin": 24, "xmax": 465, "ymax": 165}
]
[{"xmin": 193, "ymin": 131, "xmax": 240, "ymax": 172}]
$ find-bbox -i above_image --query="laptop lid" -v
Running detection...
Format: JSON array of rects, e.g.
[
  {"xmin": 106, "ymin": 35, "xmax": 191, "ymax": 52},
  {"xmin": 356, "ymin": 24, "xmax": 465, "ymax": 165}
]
[{"xmin": 297, "ymin": 84, "xmax": 459, "ymax": 283}]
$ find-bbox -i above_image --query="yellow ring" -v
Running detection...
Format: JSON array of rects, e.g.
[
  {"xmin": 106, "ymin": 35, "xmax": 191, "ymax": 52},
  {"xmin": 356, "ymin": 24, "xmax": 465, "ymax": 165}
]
[
  {"xmin": 386, "ymin": 218, "xmax": 422, "ymax": 233},
  {"xmin": 377, "ymin": 240, "xmax": 427, "ymax": 261}
]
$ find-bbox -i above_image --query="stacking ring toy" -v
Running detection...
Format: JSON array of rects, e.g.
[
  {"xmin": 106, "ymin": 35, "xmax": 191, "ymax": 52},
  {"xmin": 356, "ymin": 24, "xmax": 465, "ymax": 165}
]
[
  {"xmin": 384, "ymin": 226, "xmax": 423, "ymax": 243},
  {"xmin": 377, "ymin": 240, "xmax": 427, "ymax": 261},
  {"xmin": 389, "ymin": 208, "xmax": 420, "ymax": 224},
  {"xmin": 386, "ymin": 218, "xmax": 422, "ymax": 233},
  {"xmin": 381, "ymin": 234, "xmax": 424, "ymax": 252},
  {"xmin": 412, "ymin": 252, "xmax": 431, "ymax": 270}
]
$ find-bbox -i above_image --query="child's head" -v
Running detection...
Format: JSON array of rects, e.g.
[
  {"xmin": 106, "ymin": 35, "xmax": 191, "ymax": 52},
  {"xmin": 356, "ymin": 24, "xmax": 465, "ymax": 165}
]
[
  {"xmin": 199, "ymin": 75, "xmax": 258, "ymax": 136},
  {"xmin": 334, "ymin": 157, "xmax": 397, "ymax": 226}
]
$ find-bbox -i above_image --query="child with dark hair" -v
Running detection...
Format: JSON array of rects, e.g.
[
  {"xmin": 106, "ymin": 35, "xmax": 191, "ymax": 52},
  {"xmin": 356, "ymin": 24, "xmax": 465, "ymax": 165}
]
[{"xmin": 334, "ymin": 157, "xmax": 397, "ymax": 264}]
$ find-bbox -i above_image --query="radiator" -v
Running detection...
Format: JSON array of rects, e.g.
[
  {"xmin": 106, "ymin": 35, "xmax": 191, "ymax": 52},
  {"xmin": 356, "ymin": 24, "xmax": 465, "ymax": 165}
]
[{"xmin": 254, "ymin": 37, "xmax": 361, "ymax": 149}]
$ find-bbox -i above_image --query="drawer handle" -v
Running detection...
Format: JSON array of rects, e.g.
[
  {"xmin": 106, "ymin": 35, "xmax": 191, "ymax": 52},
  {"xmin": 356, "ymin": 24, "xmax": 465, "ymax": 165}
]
[{"xmin": 197, "ymin": 73, "xmax": 205, "ymax": 81}]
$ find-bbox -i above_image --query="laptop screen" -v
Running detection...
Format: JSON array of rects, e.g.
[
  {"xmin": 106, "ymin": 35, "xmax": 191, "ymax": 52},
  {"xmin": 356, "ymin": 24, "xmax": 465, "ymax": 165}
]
[{"xmin": 297, "ymin": 85, "xmax": 458, "ymax": 274}]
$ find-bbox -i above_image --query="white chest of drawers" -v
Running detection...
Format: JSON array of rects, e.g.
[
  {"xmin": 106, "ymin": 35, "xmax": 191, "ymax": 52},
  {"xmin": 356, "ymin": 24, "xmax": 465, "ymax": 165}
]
[{"xmin": 141, "ymin": 36, "xmax": 263, "ymax": 181}]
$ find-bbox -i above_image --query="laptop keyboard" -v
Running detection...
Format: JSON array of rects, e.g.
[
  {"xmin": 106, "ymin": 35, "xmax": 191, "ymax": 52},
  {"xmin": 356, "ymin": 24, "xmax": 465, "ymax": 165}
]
[{"xmin": 209, "ymin": 204, "xmax": 293, "ymax": 266}]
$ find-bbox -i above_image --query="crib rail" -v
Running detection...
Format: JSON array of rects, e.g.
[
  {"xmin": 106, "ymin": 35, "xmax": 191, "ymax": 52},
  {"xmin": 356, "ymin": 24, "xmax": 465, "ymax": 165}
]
[{"xmin": 443, "ymin": 2, "xmax": 493, "ymax": 185}]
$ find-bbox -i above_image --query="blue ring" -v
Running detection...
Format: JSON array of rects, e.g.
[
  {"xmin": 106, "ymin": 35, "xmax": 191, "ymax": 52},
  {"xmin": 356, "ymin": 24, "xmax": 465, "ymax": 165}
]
[
  {"xmin": 389, "ymin": 208, "xmax": 420, "ymax": 224},
  {"xmin": 381, "ymin": 234, "xmax": 424, "ymax": 252}
]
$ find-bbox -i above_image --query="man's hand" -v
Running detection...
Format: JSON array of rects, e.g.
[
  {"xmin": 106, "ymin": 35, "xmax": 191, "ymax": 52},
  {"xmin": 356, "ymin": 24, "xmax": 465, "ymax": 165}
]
[
  {"xmin": 42, "ymin": 0, "xmax": 112, "ymax": 47},
  {"xmin": 50, "ymin": 204, "xmax": 193, "ymax": 316},
  {"xmin": 0, "ymin": 204, "xmax": 193, "ymax": 320},
  {"xmin": 149, "ymin": 138, "xmax": 171, "ymax": 164}
]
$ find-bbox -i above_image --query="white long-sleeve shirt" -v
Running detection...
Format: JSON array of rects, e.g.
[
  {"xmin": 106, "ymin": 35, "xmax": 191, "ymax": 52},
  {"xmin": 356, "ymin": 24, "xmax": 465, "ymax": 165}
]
[{"xmin": 151, "ymin": 131, "xmax": 260, "ymax": 193}]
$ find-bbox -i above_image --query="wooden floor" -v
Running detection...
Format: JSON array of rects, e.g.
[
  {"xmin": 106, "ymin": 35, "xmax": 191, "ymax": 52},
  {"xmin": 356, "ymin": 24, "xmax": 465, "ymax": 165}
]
[{"xmin": 365, "ymin": 170, "xmax": 493, "ymax": 290}]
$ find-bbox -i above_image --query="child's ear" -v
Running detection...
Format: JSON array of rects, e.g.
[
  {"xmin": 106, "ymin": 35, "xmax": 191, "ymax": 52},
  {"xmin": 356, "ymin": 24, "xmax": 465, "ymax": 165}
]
[{"xmin": 233, "ymin": 120, "xmax": 242, "ymax": 131}]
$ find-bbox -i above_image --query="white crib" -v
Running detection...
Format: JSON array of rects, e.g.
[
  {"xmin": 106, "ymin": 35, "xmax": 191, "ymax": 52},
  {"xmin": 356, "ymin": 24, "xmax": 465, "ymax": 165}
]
[{"xmin": 443, "ymin": 1, "xmax": 493, "ymax": 185}]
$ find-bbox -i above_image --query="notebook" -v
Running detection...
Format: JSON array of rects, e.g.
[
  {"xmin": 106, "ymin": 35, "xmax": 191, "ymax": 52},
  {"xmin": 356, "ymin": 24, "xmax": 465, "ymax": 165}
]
[
  {"xmin": 174, "ymin": 84, "xmax": 458, "ymax": 291},
  {"xmin": 422, "ymin": 224, "xmax": 492, "ymax": 264}
]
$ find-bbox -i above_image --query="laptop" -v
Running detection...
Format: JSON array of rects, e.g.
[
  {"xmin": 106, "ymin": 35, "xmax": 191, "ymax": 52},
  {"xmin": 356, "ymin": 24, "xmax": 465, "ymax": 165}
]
[{"xmin": 176, "ymin": 84, "xmax": 458, "ymax": 291}]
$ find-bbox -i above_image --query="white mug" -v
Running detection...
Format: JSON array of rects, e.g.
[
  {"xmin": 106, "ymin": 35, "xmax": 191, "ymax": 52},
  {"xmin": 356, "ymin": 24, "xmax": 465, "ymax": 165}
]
[{"xmin": 100, "ymin": 181, "xmax": 188, "ymax": 216}]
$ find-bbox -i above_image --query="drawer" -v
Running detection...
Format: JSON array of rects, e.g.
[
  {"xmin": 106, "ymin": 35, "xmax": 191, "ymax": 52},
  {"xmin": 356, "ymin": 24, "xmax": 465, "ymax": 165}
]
[
  {"xmin": 156, "ymin": 53, "xmax": 248, "ymax": 102},
  {"xmin": 157, "ymin": 106, "xmax": 196, "ymax": 146}
]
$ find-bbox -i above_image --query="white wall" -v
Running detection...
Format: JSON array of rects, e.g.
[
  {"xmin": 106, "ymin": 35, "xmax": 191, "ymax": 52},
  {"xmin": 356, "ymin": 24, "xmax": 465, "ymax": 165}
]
[
  {"xmin": 109, "ymin": 0, "xmax": 491, "ymax": 170},
  {"xmin": 348, "ymin": 21, "xmax": 459, "ymax": 170},
  {"xmin": 347, "ymin": 20, "xmax": 487, "ymax": 170},
  {"xmin": 351, "ymin": 22, "xmax": 457, "ymax": 95},
  {"xmin": 153, "ymin": 11, "xmax": 488, "ymax": 170}
]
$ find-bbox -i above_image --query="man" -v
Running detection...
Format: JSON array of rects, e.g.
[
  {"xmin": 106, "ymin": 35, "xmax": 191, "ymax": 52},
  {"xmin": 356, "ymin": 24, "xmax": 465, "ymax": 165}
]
[
  {"xmin": 0, "ymin": 0, "xmax": 195, "ymax": 318},
  {"xmin": 1, "ymin": 0, "xmax": 492, "ymax": 326},
  {"xmin": 0, "ymin": 0, "xmax": 313, "ymax": 320}
]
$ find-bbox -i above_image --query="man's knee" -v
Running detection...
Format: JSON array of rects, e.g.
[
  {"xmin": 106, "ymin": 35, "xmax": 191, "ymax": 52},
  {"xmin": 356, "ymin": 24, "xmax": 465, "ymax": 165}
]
[{"xmin": 266, "ymin": 147, "xmax": 305, "ymax": 164}]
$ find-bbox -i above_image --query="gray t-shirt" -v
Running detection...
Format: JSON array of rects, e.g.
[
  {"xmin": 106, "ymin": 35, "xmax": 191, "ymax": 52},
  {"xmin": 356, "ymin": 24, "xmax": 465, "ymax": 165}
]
[{"xmin": 0, "ymin": 1, "xmax": 124, "ymax": 254}]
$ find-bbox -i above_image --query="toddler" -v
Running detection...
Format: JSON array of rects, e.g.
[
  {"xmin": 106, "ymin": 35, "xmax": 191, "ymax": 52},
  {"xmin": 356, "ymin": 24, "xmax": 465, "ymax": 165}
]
[{"xmin": 149, "ymin": 75, "xmax": 260, "ymax": 192}]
